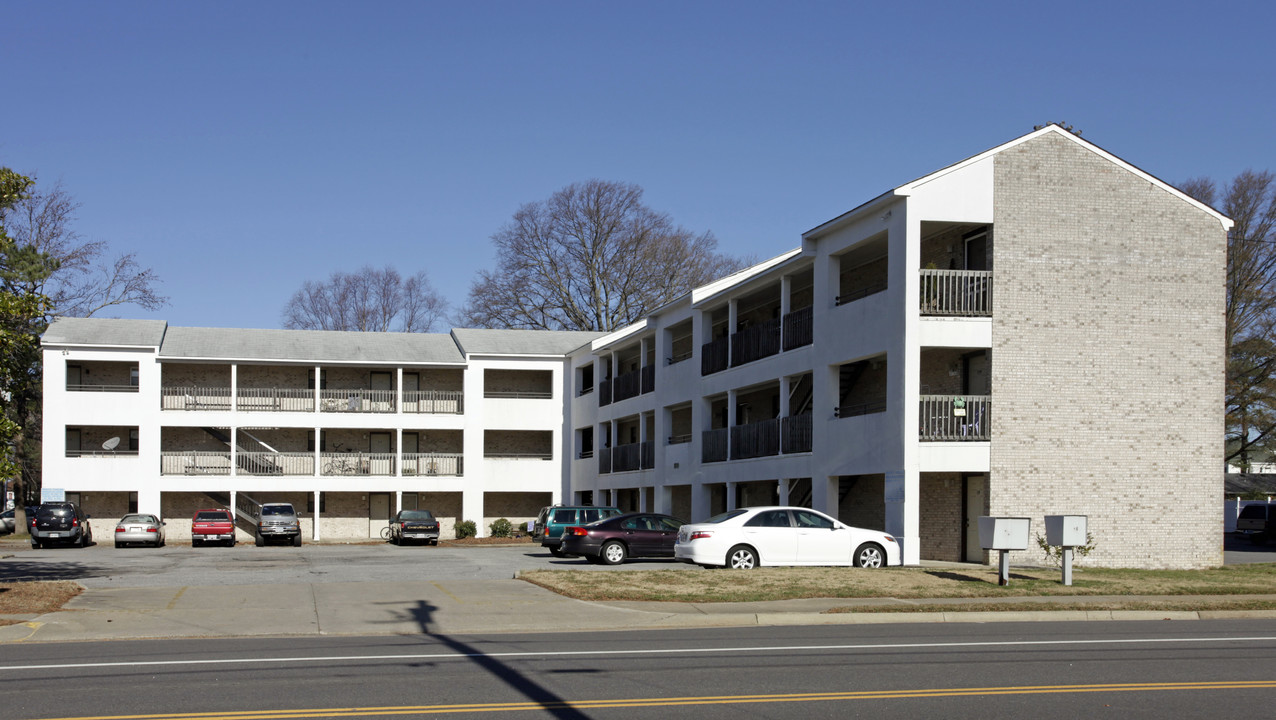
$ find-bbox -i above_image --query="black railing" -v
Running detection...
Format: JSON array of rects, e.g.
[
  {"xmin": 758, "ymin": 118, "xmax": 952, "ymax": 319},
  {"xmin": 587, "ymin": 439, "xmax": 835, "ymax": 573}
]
[
  {"xmin": 598, "ymin": 449, "xmax": 612, "ymax": 474},
  {"xmin": 612, "ymin": 443, "xmax": 641, "ymax": 472},
  {"xmin": 701, "ymin": 337, "xmax": 729, "ymax": 376},
  {"xmin": 613, "ymin": 368, "xmax": 641, "ymax": 402},
  {"xmin": 730, "ymin": 418, "xmax": 780, "ymax": 460},
  {"xmin": 835, "ymin": 282, "xmax": 888, "ymax": 306},
  {"xmin": 834, "ymin": 399, "xmax": 888, "ymax": 418},
  {"xmin": 730, "ymin": 317, "xmax": 781, "ymax": 367},
  {"xmin": 640, "ymin": 440, "xmax": 654, "ymax": 469},
  {"xmin": 782, "ymin": 306, "xmax": 813, "ymax": 350},
  {"xmin": 701, "ymin": 428, "xmax": 728, "ymax": 463},
  {"xmin": 641, "ymin": 365, "xmax": 655, "ymax": 394},
  {"xmin": 781, "ymin": 412, "xmax": 813, "ymax": 453},
  {"xmin": 598, "ymin": 380, "xmax": 612, "ymax": 407}
]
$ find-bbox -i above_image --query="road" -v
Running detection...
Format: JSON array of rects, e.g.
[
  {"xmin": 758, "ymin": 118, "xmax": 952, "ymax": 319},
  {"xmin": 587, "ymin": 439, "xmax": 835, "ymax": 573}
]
[
  {"xmin": 3, "ymin": 620, "xmax": 1274, "ymax": 719},
  {"xmin": 0, "ymin": 542, "xmax": 689, "ymax": 587}
]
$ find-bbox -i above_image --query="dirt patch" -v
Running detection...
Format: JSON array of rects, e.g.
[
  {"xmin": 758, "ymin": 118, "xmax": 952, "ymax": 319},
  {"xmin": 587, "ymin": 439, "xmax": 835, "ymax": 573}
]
[{"xmin": 0, "ymin": 581, "xmax": 83, "ymax": 625}]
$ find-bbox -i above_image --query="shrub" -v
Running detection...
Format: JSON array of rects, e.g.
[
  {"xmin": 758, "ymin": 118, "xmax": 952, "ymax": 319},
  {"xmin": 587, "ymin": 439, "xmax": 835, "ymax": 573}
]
[
  {"xmin": 455, "ymin": 520, "xmax": 477, "ymax": 539},
  {"xmin": 489, "ymin": 517, "xmax": 514, "ymax": 538},
  {"xmin": 1035, "ymin": 531, "xmax": 1096, "ymax": 567}
]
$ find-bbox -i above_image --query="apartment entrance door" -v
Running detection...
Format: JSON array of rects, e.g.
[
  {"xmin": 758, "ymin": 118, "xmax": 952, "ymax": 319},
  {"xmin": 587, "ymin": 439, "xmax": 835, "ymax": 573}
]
[
  {"xmin": 965, "ymin": 352, "xmax": 990, "ymax": 395},
  {"xmin": 963, "ymin": 475, "xmax": 986, "ymax": 562},
  {"xmin": 369, "ymin": 492, "xmax": 391, "ymax": 538}
]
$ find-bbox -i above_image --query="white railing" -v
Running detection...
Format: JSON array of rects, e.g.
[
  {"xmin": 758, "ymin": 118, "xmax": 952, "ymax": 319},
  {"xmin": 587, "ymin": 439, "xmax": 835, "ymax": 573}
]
[
  {"xmin": 319, "ymin": 389, "xmax": 396, "ymax": 413},
  {"xmin": 403, "ymin": 390, "xmax": 464, "ymax": 414},
  {"xmin": 67, "ymin": 449, "xmax": 139, "ymax": 457},
  {"xmin": 67, "ymin": 384, "xmax": 138, "ymax": 393},
  {"xmin": 237, "ymin": 388, "xmax": 315, "ymax": 412},
  {"xmin": 161, "ymin": 451, "xmax": 232, "ymax": 474},
  {"xmin": 236, "ymin": 452, "xmax": 315, "ymax": 475},
  {"xmin": 402, "ymin": 453, "xmax": 464, "ymax": 476},
  {"xmin": 919, "ymin": 269, "xmax": 992, "ymax": 316},
  {"xmin": 919, "ymin": 395, "xmax": 990, "ymax": 441},
  {"xmin": 319, "ymin": 452, "xmax": 396, "ymax": 475},
  {"xmin": 161, "ymin": 386, "xmax": 232, "ymax": 411}
]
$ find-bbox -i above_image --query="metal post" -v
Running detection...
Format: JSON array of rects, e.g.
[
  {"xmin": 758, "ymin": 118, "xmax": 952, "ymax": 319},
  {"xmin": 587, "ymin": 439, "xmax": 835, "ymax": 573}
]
[
  {"xmin": 1062, "ymin": 547, "xmax": 1074, "ymax": 586},
  {"xmin": 998, "ymin": 549, "xmax": 1010, "ymax": 586}
]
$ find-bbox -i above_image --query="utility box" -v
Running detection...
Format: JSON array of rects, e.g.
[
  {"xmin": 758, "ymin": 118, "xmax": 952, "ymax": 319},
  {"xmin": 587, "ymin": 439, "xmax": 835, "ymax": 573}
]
[
  {"xmin": 978, "ymin": 516, "xmax": 1031, "ymax": 550},
  {"xmin": 1045, "ymin": 515, "xmax": 1087, "ymax": 547}
]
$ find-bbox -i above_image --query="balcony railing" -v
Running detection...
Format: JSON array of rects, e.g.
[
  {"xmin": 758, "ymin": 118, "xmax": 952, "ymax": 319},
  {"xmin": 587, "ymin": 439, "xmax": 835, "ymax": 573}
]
[
  {"xmin": 640, "ymin": 440, "xmax": 654, "ymax": 469},
  {"xmin": 67, "ymin": 383, "xmax": 138, "ymax": 393},
  {"xmin": 782, "ymin": 306, "xmax": 813, "ymax": 351},
  {"xmin": 485, "ymin": 390, "xmax": 553, "ymax": 399},
  {"xmin": 161, "ymin": 386, "xmax": 232, "ymax": 411},
  {"xmin": 613, "ymin": 368, "xmax": 642, "ymax": 403},
  {"xmin": 835, "ymin": 282, "xmax": 887, "ymax": 306},
  {"xmin": 702, "ymin": 428, "xmax": 728, "ymax": 463},
  {"xmin": 237, "ymin": 388, "xmax": 315, "ymax": 412},
  {"xmin": 598, "ymin": 449, "xmax": 612, "ymax": 474},
  {"xmin": 731, "ymin": 317, "xmax": 781, "ymax": 367},
  {"xmin": 919, "ymin": 269, "xmax": 992, "ymax": 316},
  {"xmin": 834, "ymin": 399, "xmax": 888, "ymax": 418},
  {"xmin": 403, "ymin": 453, "xmax": 463, "ymax": 476},
  {"xmin": 701, "ymin": 337, "xmax": 729, "ymax": 376},
  {"xmin": 160, "ymin": 451, "xmax": 231, "ymax": 474},
  {"xmin": 641, "ymin": 365, "xmax": 655, "ymax": 394},
  {"xmin": 598, "ymin": 379, "xmax": 612, "ymax": 407},
  {"xmin": 731, "ymin": 418, "xmax": 780, "ymax": 459},
  {"xmin": 404, "ymin": 390, "xmax": 464, "ymax": 414},
  {"xmin": 919, "ymin": 394, "xmax": 990, "ymax": 441},
  {"xmin": 612, "ymin": 442, "xmax": 642, "ymax": 472},
  {"xmin": 667, "ymin": 433, "xmax": 692, "ymax": 445},
  {"xmin": 320, "ymin": 389, "xmax": 396, "ymax": 413},
  {"xmin": 781, "ymin": 412, "xmax": 813, "ymax": 453},
  {"xmin": 67, "ymin": 448, "xmax": 139, "ymax": 458},
  {"xmin": 320, "ymin": 452, "xmax": 396, "ymax": 475}
]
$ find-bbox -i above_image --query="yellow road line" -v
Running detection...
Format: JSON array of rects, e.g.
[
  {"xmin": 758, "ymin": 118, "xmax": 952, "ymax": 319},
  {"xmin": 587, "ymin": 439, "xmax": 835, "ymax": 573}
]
[
  {"xmin": 165, "ymin": 587, "xmax": 188, "ymax": 611},
  {"xmin": 429, "ymin": 582, "xmax": 462, "ymax": 604},
  {"xmin": 37, "ymin": 680, "xmax": 1276, "ymax": 720}
]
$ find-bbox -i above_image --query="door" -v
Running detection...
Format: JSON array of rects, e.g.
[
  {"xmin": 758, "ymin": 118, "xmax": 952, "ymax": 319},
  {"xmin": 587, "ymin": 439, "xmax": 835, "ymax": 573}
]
[
  {"xmin": 403, "ymin": 372, "xmax": 419, "ymax": 411},
  {"xmin": 964, "ymin": 230, "xmax": 988, "ymax": 271},
  {"xmin": 370, "ymin": 371, "xmax": 393, "ymax": 411},
  {"xmin": 965, "ymin": 352, "xmax": 990, "ymax": 395},
  {"xmin": 792, "ymin": 509, "xmax": 851, "ymax": 564},
  {"xmin": 963, "ymin": 475, "xmax": 986, "ymax": 562},
  {"xmin": 370, "ymin": 432, "xmax": 392, "ymax": 475},
  {"xmin": 402, "ymin": 432, "xmax": 419, "ymax": 474},
  {"xmin": 741, "ymin": 509, "xmax": 798, "ymax": 563},
  {"xmin": 369, "ymin": 493, "xmax": 391, "ymax": 538}
]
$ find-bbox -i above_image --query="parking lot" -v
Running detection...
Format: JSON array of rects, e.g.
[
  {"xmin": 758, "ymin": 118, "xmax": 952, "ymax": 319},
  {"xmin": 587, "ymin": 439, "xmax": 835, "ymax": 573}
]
[{"xmin": 0, "ymin": 540, "xmax": 696, "ymax": 588}]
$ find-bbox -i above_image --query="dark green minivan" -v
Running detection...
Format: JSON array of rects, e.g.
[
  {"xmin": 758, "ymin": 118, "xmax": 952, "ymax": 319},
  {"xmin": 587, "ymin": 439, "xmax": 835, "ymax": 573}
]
[{"xmin": 534, "ymin": 505, "xmax": 622, "ymax": 557}]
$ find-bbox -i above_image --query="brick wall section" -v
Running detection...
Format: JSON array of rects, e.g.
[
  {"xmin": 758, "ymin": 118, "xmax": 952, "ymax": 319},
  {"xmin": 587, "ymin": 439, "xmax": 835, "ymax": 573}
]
[
  {"xmin": 485, "ymin": 369, "xmax": 552, "ymax": 395},
  {"xmin": 991, "ymin": 133, "xmax": 1226, "ymax": 568},
  {"xmin": 237, "ymin": 365, "xmax": 310, "ymax": 388},
  {"xmin": 919, "ymin": 473, "xmax": 963, "ymax": 561},
  {"xmin": 161, "ymin": 364, "xmax": 230, "ymax": 386},
  {"xmin": 73, "ymin": 361, "xmax": 136, "ymax": 387}
]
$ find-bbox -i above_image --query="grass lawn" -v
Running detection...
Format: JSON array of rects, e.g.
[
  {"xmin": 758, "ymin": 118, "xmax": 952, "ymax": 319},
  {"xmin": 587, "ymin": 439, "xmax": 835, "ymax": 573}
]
[{"xmin": 520, "ymin": 563, "xmax": 1276, "ymax": 608}]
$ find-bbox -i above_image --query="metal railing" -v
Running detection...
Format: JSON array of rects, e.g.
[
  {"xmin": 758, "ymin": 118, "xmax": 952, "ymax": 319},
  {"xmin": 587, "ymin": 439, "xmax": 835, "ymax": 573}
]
[
  {"xmin": 834, "ymin": 399, "xmax": 888, "ymax": 418},
  {"xmin": 320, "ymin": 389, "xmax": 396, "ymax": 413},
  {"xmin": 66, "ymin": 448, "xmax": 139, "ymax": 458},
  {"xmin": 667, "ymin": 348, "xmax": 693, "ymax": 365},
  {"xmin": 67, "ymin": 384, "xmax": 138, "ymax": 393},
  {"xmin": 320, "ymin": 451, "xmax": 396, "ymax": 475},
  {"xmin": 598, "ymin": 449, "xmax": 612, "ymax": 474},
  {"xmin": 598, "ymin": 379, "xmax": 612, "ymax": 406},
  {"xmin": 919, "ymin": 269, "xmax": 992, "ymax": 316},
  {"xmin": 640, "ymin": 440, "xmax": 654, "ymax": 469},
  {"xmin": 731, "ymin": 317, "xmax": 781, "ymax": 367},
  {"xmin": 404, "ymin": 390, "xmax": 464, "ymax": 414},
  {"xmin": 161, "ymin": 386, "xmax": 232, "ymax": 411},
  {"xmin": 236, "ymin": 452, "xmax": 314, "ymax": 475},
  {"xmin": 612, "ymin": 368, "xmax": 642, "ymax": 402},
  {"xmin": 667, "ymin": 433, "xmax": 692, "ymax": 445},
  {"xmin": 160, "ymin": 451, "xmax": 231, "ymax": 474},
  {"xmin": 612, "ymin": 442, "xmax": 642, "ymax": 472},
  {"xmin": 919, "ymin": 394, "xmax": 990, "ymax": 441},
  {"xmin": 701, "ymin": 337, "xmax": 729, "ymax": 376},
  {"xmin": 782, "ymin": 306, "xmax": 813, "ymax": 350},
  {"xmin": 484, "ymin": 390, "xmax": 553, "ymax": 399},
  {"xmin": 641, "ymin": 365, "xmax": 655, "ymax": 395},
  {"xmin": 835, "ymin": 282, "xmax": 887, "ymax": 306},
  {"xmin": 485, "ymin": 452, "xmax": 554, "ymax": 460},
  {"xmin": 237, "ymin": 388, "xmax": 315, "ymax": 412},
  {"xmin": 402, "ymin": 453, "xmax": 463, "ymax": 476},
  {"xmin": 702, "ymin": 428, "xmax": 728, "ymax": 463},
  {"xmin": 731, "ymin": 418, "xmax": 780, "ymax": 460},
  {"xmin": 781, "ymin": 412, "xmax": 813, "ymax": 453}
]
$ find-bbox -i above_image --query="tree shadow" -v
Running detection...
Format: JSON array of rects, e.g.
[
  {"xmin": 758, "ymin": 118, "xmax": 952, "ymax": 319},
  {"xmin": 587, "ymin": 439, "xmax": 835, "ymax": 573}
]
[
  {"xmin": 401, "ymin": 599, "xmax": 592, "ymax": 720},
  {"xmin": 924, "ymin": 570, "xmax": 1036, "ymax": 583},
  {"xmin": 0, "ymin": 558, "xmax": 94, "ymax": 582}
]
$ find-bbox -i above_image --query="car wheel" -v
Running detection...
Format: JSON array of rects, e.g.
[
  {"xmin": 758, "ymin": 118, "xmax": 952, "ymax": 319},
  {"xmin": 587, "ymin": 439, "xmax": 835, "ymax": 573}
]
[
  {"xmin": 31, "ymin": 541, "xmax": 41, "ymax": 550},
  {"xmin": 228, "ymin": 537, "xmax": 236, "ymax": 547},
  {"xmin": 600, "ymin": 541, "xmax": 627, "ymax": 565},
  {"xmin": 429, "ymin": 539, "xmax": 438, "ymax": 546},
  {"xmin": 854, "ymin": 543, "xmax": 885, "ymax": 568},
  {"xmin": 548, "ymin": 546, "xmax": 566, "ymax": 558},
  {"xmin": 292, "ymin": 534, "xmax": 302, "ymax": 547},
  {"xmin": 115, "ymin": 541, "xmax": 123, "ymax": 549},
  {"xmin": 727, "ymin": 545, "xmax": 758, "ymax": 569},
  {"xmin": 391, "ymin": 533, "xmax": 400, "ymax": 546},
  {"xmin": 255, "ymin": 533, "xmax": 264, "ymax": 547},
  {"xmin": 159, "ymin": 539, "xmax": 165, "ymax": 548}
]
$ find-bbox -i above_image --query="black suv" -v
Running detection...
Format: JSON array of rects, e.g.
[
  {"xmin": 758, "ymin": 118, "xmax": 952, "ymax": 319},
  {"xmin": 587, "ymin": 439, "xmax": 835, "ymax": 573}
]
[{"xmin": 30, "ymin": 502, "xmax": 93, "ymax": 549}]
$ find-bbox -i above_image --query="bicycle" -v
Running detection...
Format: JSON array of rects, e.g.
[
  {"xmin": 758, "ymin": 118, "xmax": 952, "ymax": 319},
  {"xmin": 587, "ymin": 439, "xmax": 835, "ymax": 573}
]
[{"xmin": 380, "ymin": 525, "xmax": 393, "ymax": 541}]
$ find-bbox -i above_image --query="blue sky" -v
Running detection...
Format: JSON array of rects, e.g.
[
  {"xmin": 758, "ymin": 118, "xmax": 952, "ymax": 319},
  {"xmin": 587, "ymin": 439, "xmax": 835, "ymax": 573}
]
[{"xmin": 5, "ymin": 0, "xmax": 1272, "ymax": 329}]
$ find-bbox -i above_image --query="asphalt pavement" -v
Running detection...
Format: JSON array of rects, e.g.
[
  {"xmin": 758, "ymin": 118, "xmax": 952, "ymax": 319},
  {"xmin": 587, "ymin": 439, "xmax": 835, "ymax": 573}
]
[{"xmin": 3, "ymin": 536, "xmax": 1276, "ymax": 644}]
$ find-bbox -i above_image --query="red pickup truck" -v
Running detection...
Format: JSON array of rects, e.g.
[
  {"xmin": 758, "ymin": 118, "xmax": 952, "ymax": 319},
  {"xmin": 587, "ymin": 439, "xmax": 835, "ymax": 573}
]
[{"xmin": 191, "ymin": 509, "xmax": 236, "ymax": 547}]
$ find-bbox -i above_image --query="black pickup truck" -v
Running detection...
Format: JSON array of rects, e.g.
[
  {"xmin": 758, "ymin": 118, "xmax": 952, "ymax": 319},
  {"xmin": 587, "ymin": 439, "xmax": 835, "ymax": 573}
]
[{"xmin": 1236, "ymin": 504, "xmax": 1274, "ymax": 543}]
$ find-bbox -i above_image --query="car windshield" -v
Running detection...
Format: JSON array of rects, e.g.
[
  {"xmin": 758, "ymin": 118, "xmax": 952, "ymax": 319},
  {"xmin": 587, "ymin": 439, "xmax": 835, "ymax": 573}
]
[
  {"xmin": 399, "ymin": 510, "xmax": 435, "ymax": 521},
  {"xmin": 1239, "ymin": 505, "xmax": 1267, "ymax": 519},
  {"xmin": 701, "ymin": 509, "xmax": 749, "ymax": 524},
  {"xmin": 262, "ymin": 506, "xmax": 294, "ymax": 516},
  {"xmin": 195, "ymin": 511, "xmax": 228, "ymax": 521},
  {"xmin": 120, "ymin": 514, "xmax": 154, "ymax": 524}
]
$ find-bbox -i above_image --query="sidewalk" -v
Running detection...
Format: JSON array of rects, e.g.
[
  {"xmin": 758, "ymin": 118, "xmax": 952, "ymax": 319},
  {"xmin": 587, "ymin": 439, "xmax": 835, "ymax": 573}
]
[{"xmin": 4, "ymin": 579, "xmax": 1276, "ymax": 643}]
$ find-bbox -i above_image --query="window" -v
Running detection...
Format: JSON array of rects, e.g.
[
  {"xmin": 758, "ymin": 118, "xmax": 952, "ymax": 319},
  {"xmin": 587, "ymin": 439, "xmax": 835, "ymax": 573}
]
[
  {"xmin": 793, "ymin": 510, "xmax": 834, "ymax": 529},
  {"xmin": 745, "ymin": 510, "xmax": 792, "ymax": 528}
]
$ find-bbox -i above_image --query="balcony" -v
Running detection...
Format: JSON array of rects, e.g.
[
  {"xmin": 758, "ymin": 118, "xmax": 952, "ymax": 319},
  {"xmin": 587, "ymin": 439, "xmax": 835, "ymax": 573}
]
[
  {"xmin": 919, "ymin": 395, "xmax": 989, "ymax": 441},
  {"xmin": 919, "ymin": 269, "xmax": 992, "ymax": 316},
  {"xmin": 321, "ymin": 452, "xmax": 395, "ymax": 475},
  {"xmin": 702, "ymin": 428, "xmax": 728, "ymax": 463},
  {"xmin": 402, "ymin": 453, "xmax": 463, "ymax": 476},
  {"xmin": 67, "ymin": 383, "xmax": 137, "ymax": 393},
  {"xmin": 321, "ymin": 389, "xmax": 395, "ymax": 413},
  {"xmin": 782, "ymin": 306, "xmax": 813, "ymax": 351},
  {"xmin": 404, "ymin": 390, "xmax": 464, "ymax": 414},
  {"xmin": 237, "ymin": 388, "xmax": 314, "ymax": 412},
  {"xmin": 834, "ymin": 400, "xmax": 887, "ymax": 418},
  {"xmin": 730, "ymin": 418, "xmax": 780, "ymax": 459},
  {"xmin": 162, "ymin": 386, "xmax": 232, "ymax": 411},
  {"xmin": 613, "ymin": 368, "xmax": 642, "ymax": 403},
  {"xmin": 730, "ymin": 318, "xmax": 781, "ymax": 368},
  {"xmin": 612, "ymin": 442, "xmax": 642, "ymax": 472},
  {"xmin": 701, "ymin": 337, "xmax": 729, "ymax": 376},
  {"xmin": 598, "ymin": 379, "xmax": 612, "ymax": 407},
  {"xmin": 641, "ymin": 365, "xmax": 655, "ymax": 394},
  {"xmin": 781, "ymin": 412, "xmax": 812, "ymax": 453}
]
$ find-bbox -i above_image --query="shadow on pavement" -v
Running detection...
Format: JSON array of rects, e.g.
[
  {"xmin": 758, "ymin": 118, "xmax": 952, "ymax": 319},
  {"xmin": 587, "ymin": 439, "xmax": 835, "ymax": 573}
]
[
  {"xmin": 406, "ymin": 599, "xmax": 590, "ymax": 720},
  {"xmin": 0, "ymin": 558, "xmax": 95, "ymax": 582}
]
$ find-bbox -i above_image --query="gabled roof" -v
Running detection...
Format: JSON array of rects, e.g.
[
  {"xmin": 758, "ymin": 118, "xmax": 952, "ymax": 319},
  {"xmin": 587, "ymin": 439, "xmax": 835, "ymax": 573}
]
[
  {"xmin": 804, "ymin": 124, "xmax": 1233, "ymax": 239},
  {"xmin": 159, "ymin": 326, "xmax": 466, "ymax": 364},
  {"xmin": 42, "ymin": 317, "xmax": 168, "ymax": 348},
  {"xmin": 450, "ymin": 328, "xmax": 603, "ymax": 357}
]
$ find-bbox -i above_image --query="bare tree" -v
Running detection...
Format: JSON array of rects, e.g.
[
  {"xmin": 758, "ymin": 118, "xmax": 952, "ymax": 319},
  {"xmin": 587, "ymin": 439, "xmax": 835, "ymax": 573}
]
[
  {"xmin": 4, "ymin": 182, "xmax": 167, "ymax": 317},
  {"xmin": 1182, "ymin": 171, "xmax": 1276, "ymax": 468},
  {"xmin": 461, "ymin": 179, "xmax": 750, "ymax": 332},
  {"xmin": 283, "ymin": 266, "xmax": 446, "ymax": 332}
]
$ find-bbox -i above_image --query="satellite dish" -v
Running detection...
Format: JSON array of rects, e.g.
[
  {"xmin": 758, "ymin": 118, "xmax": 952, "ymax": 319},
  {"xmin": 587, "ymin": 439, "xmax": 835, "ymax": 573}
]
[{"xmin": 102, "ymin": 437, "xmax": 120, "ymax": 451}]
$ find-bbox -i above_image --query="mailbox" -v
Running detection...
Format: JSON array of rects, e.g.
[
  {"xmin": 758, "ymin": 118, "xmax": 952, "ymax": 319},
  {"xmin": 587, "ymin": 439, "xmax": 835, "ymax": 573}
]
[
  {"xmin": 1045, "ymin": 515, "xmax": 1087, "ymax": 547},
  {"xmin": 978, "ymin": 516, "xmax": 1031, "ymax": 550}
]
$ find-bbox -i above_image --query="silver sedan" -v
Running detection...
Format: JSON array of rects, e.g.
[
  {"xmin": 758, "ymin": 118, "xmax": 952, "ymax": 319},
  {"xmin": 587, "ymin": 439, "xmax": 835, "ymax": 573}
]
[{"xmin": 114, "ymin": 514, "xmax": 166, "ymax": 548}]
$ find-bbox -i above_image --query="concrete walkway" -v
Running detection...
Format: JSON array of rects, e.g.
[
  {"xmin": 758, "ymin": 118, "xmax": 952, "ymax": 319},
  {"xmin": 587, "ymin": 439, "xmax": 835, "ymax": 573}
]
[{"xmin": 4, "ymin": 579, "xmax": 1276, "ymax": 643}]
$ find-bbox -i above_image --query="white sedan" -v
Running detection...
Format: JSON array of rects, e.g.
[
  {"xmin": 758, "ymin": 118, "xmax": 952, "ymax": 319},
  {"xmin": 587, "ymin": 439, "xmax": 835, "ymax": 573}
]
[{"xmin": 674, "ymin": 506, "xmax": 900, "ymax": 569}]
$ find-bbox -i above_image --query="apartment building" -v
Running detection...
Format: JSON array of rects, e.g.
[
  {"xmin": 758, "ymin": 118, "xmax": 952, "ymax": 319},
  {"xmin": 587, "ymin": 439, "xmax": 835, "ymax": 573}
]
[
  {"xmin": 567, "ymin": 125, "xmax": 1230, "ymax": 568},
  {"xmin": 40, "ymin": 320, "xmax": 599, "ymax": 541},
  {"xmin": 41, "ymin": 126, "xmax": 1229, "ymax": 566}
]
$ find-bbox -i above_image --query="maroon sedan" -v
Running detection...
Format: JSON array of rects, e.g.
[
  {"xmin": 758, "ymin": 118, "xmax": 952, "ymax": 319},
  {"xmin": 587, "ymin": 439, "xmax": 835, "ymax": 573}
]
[{"xmin": 559, "ymin": 512, "xmax": 685, "ymax": 565}]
